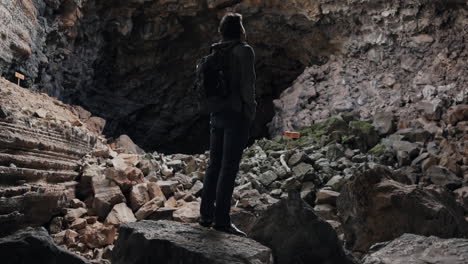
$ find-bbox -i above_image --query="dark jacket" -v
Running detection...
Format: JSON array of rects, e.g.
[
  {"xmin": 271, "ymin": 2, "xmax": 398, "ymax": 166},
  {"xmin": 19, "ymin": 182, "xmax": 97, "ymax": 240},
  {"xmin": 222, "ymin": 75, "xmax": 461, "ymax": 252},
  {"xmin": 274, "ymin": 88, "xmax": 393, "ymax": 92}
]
[{"xmin": 209, "ymin": 39, "xmax": 257, "ymax": 122}]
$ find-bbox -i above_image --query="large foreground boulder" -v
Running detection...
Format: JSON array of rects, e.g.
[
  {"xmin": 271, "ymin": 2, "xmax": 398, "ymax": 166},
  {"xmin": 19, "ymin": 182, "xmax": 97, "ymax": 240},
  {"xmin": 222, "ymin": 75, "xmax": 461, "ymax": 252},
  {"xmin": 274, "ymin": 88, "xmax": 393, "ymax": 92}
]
[
  {"xmin": 0, "ymin": 227, "xmax": 90, "ymax": 264},
  {"xmin": 249, "ymin": 192, "xmax": 355, "ymax": 264},
  {"xmin": 337, "ymin": 165, "xmax": 468, "ymax": 252},
  {"xmin": 363, "ymin": 233, "xmax": 468, "ymax": 264},
  {"xmin": 112, "ymin": 220, "xmax": 273, "ymax": 264}
]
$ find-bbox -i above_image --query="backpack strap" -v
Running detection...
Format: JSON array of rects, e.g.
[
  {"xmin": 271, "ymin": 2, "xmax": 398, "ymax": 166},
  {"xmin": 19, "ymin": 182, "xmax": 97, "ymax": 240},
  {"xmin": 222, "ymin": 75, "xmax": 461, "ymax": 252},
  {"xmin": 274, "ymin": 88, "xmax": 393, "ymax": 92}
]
[{"xmin": 210, "ymin": 40, "xmax": 243, "ymax": 54}]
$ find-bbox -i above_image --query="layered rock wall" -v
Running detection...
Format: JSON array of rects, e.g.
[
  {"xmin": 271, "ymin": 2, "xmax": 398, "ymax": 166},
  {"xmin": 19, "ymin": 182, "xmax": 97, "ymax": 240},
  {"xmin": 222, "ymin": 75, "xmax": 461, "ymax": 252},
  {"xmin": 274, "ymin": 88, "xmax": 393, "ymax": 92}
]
[{"xmin": 0, "ymin": 78, "xmax": 97, "ymax": 235}]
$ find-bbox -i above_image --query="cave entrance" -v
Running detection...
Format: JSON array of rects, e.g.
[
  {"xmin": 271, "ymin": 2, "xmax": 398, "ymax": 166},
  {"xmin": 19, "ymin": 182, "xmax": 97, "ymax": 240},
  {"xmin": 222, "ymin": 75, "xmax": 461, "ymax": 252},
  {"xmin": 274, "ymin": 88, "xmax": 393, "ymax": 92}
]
[{"xmin": 59, "ymin": 5, "xmax": 339, "ymax": 155}]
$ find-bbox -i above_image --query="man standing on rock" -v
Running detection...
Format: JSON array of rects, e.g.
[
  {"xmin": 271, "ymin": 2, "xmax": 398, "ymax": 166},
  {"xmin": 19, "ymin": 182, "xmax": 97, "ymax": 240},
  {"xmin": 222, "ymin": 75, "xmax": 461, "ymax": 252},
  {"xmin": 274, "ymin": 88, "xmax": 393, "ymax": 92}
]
[{"xmin": 199, "ymin": 13, "xmax": 256, "ymax": 236}]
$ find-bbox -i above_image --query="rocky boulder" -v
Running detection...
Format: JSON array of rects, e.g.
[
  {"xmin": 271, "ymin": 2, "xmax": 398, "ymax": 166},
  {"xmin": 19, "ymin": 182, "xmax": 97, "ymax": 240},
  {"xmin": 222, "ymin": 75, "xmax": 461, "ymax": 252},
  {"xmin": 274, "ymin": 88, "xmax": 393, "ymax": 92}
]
[
  {"xmin": 337, "ymin": 165, "xmax": 468, "ymax": 252},
  {"xmin": 348, "ymin": 121, "xmax": 380, "ymax": 152},
  {"xmin": 172, "ymin": 201, "xmax": 200, "ymax": 223},
  {"xmin": 112, "ymin": 135, "xmax": 145, "ymax": 155},
  {"xmin": 81, "ymin": 222, "xmax": 116, "ymax": 249},
  {"xmin": 249, "ymin": 192, "xmax": 355, "ymax": 264},
  {"xmin": 426, "ymin": 165, "xmax": 463, "ymax": 190},
  {"xmin": 447, "ymin": 104, "xmax": 468, "ymax": 125},
  {"xmin": 105, "ymin": 203, "xmax": 136, "ymax": 225},
  {"xmin": 129, "ymin": 183, "xmax": 151, "ymax": 211},
  {"xmin": 134, "ymin": 198, "xmax": 165, "ymax": 221},
  {"xmin": 92, "ymin": 179, "xmax": 126, "ymax": 220},
  {"xmin": 0, "ymin": 227, "xmax": 90, "ymax": 264},
  {"xmin": 112, "ymin": 220, "xmax": 273, "ymax": 264},
  {"xmin": 362, "ymin": 233, "xmax": 468, "ymax": 264},
  {"xmin": 372, "ymin": 112, "xmax": 396, "ymax": 135}
]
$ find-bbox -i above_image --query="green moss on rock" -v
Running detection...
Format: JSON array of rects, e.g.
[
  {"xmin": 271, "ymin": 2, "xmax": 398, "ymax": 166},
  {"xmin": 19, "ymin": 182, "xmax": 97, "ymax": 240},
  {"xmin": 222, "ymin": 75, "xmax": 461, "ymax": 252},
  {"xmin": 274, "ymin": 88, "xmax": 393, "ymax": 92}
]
[
  {"xmin": 349, "ymin": 121, "xmax": 374, "ymax": 134},
  {"xmin": 369, "ymin": 144, "xmax": 386, "ymax": 156},
  {"xmin": 257, "ymin": 138, "xmax": 285, "ymax": 152}
]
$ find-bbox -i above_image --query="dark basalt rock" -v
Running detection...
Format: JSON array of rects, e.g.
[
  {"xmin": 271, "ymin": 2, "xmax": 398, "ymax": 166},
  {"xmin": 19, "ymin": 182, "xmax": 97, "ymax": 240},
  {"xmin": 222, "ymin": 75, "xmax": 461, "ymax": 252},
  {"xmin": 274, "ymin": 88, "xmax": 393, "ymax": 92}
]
[
  {"xmin": 0, "ymin": 227, "xmax": 90, "ymax": 264},
  {"xmin": 112, "ymin": 220, "xmax": 273, "ymax": 264},
  {"xmin": 363, "ymin": 233, "xmax": 468, "ymax": 264},
  {"xmin": 337, "ymin": 165, "xmax": 468, "ymax": 252},
  {"xmin": 249, "ymin": 192, "xmax": 356, "ymax": 264}
]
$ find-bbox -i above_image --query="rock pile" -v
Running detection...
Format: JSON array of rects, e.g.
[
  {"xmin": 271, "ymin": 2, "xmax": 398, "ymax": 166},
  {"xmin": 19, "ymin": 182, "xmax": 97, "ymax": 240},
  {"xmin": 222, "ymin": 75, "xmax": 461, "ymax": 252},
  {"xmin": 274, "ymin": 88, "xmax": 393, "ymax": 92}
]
[
  {"xmin": 270, "ymin": 1, "xmax": 468, "ymax": 137},
  {"xmin": 45, "ymin": 133, "xmax": 211, "ymax": 261},
  {"xmin": 1, "ymin": 77, "xmax": 467, "ymax": 263},
  {"xmin": 32, "ymin": 106, "xmax": 467, "ymax": 262}
]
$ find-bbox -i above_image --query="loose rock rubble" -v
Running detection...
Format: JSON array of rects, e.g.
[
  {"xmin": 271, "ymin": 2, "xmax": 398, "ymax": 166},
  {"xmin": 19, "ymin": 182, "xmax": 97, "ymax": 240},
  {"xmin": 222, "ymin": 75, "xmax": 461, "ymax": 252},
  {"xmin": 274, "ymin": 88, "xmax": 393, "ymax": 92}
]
[
  {"xmin": 44, "ymin": 105, "xmax": 464, "ymax": 262},
  {"xmin": 1, "ymin": 77, "xmax": 467, "ymax": 262}
]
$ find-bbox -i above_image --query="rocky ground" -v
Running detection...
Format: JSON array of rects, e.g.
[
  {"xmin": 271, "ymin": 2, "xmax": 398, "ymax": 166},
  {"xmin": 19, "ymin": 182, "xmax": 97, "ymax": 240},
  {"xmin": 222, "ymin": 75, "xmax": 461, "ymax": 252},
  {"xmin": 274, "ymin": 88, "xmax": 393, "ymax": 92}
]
[
  {"xmin": 1, "ymin": 0, "xmax": 467, "ymax": 263},
  {"xmin": 1, "ymin": 77, "xmax": 467, "ymax": 263}
]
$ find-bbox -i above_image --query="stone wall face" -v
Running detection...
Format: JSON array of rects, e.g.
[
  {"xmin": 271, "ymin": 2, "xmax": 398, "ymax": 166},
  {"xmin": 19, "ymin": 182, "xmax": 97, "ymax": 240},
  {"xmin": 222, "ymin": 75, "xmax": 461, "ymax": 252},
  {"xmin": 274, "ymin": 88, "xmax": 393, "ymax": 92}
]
[
  {"xmin": 0, "ymin": 78, "xmax": 97, "ymax": 235},
  {"xmin": 269, "ymin": 0, "xmax": 468, "ymax": 135}
]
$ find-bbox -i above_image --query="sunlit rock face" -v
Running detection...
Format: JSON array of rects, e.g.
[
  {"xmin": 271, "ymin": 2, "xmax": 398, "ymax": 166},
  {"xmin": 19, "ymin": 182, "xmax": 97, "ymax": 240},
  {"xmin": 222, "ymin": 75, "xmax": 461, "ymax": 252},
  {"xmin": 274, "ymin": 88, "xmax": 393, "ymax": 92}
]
[{"xmin": 1, "ymin": 0, "xmax": 466, "ymax": 153}]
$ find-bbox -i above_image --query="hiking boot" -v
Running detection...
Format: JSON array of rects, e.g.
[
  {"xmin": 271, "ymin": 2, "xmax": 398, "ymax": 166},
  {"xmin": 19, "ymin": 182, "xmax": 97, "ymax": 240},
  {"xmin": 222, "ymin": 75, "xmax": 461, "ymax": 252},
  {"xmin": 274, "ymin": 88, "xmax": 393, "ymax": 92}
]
[
  {"xmin": 198, "ymin": 218, "xmax": 213, "ymax": 228},
  {"xmin": 213, "ymin": 223, "xmax": 247, "ymax": 237}
]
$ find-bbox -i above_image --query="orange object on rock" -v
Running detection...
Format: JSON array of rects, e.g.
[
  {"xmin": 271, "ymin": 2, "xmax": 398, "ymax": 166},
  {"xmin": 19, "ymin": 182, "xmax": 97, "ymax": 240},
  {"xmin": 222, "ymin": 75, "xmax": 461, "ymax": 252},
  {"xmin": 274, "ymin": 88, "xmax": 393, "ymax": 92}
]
[{"xmin": 283, "ymin": 131, "xmax": 301, "ymax": 139}]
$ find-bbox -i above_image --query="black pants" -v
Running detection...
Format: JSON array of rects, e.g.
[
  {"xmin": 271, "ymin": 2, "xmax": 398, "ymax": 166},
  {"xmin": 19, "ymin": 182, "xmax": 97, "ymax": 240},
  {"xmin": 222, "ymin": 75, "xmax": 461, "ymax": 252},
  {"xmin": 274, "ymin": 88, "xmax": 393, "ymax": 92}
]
[{"xmin": 200, "ymin": 110, "xmax": 251, "ymax": 226}]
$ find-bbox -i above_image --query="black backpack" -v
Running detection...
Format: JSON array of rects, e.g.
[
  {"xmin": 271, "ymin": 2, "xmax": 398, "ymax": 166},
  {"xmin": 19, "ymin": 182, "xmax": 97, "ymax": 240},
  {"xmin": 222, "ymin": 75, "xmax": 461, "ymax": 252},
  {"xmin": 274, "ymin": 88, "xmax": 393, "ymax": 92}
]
[{"xmin": 194, "ymin": 42, "xmax": 239, "ymax": 113}]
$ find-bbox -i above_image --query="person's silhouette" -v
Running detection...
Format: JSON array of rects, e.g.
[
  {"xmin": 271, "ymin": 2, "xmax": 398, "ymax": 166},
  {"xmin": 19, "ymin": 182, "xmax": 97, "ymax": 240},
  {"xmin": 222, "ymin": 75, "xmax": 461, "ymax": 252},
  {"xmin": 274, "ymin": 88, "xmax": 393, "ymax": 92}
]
[{"xmin": 199, "ymin": 12, "xmax": 257, "ymax": 237}]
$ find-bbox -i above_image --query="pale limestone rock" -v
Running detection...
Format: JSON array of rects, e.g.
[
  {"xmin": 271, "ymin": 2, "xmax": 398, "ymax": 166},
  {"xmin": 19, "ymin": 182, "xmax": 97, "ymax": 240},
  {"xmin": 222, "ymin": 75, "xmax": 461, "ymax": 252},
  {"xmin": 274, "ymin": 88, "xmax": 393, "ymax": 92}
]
[
  {"xmin": 64, "ymin": 208, "xmax": 87, "ymax": 222},
  {"xmin": 129, "ymin": 183, "xmax": 150, "ymax": 211},
  {"xmin": 147, "ymin": 182, "xmax": 166, "ymax": 201},
  {"xmin": 135, "ymin": 198, "xmax": 165, "ymax": 220},
  {"xmin": 105, "ymin": 203, "xmax": 137, "ymax": 225},
  {"xmin": 82, "ymin": 222, "xmax": 116, "ymax": 249},
  {"xmin": 158, "ymin": 180, "xmax": 179, "ymax": 197},
  {"xmin": 173, "ymin": 202, "xmax": 200, "ymax": 223},
  {"xmin": 70, "ymin": 218, "xmax": 87, "ymax": 230}
]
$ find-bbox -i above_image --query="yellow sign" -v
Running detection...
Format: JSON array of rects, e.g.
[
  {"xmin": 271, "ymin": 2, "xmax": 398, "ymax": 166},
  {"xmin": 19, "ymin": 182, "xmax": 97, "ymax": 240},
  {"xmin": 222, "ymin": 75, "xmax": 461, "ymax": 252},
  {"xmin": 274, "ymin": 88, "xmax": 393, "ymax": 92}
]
[{"xmin": 15, "ymin": 72, "xmax": 25, "ymax": 80}]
